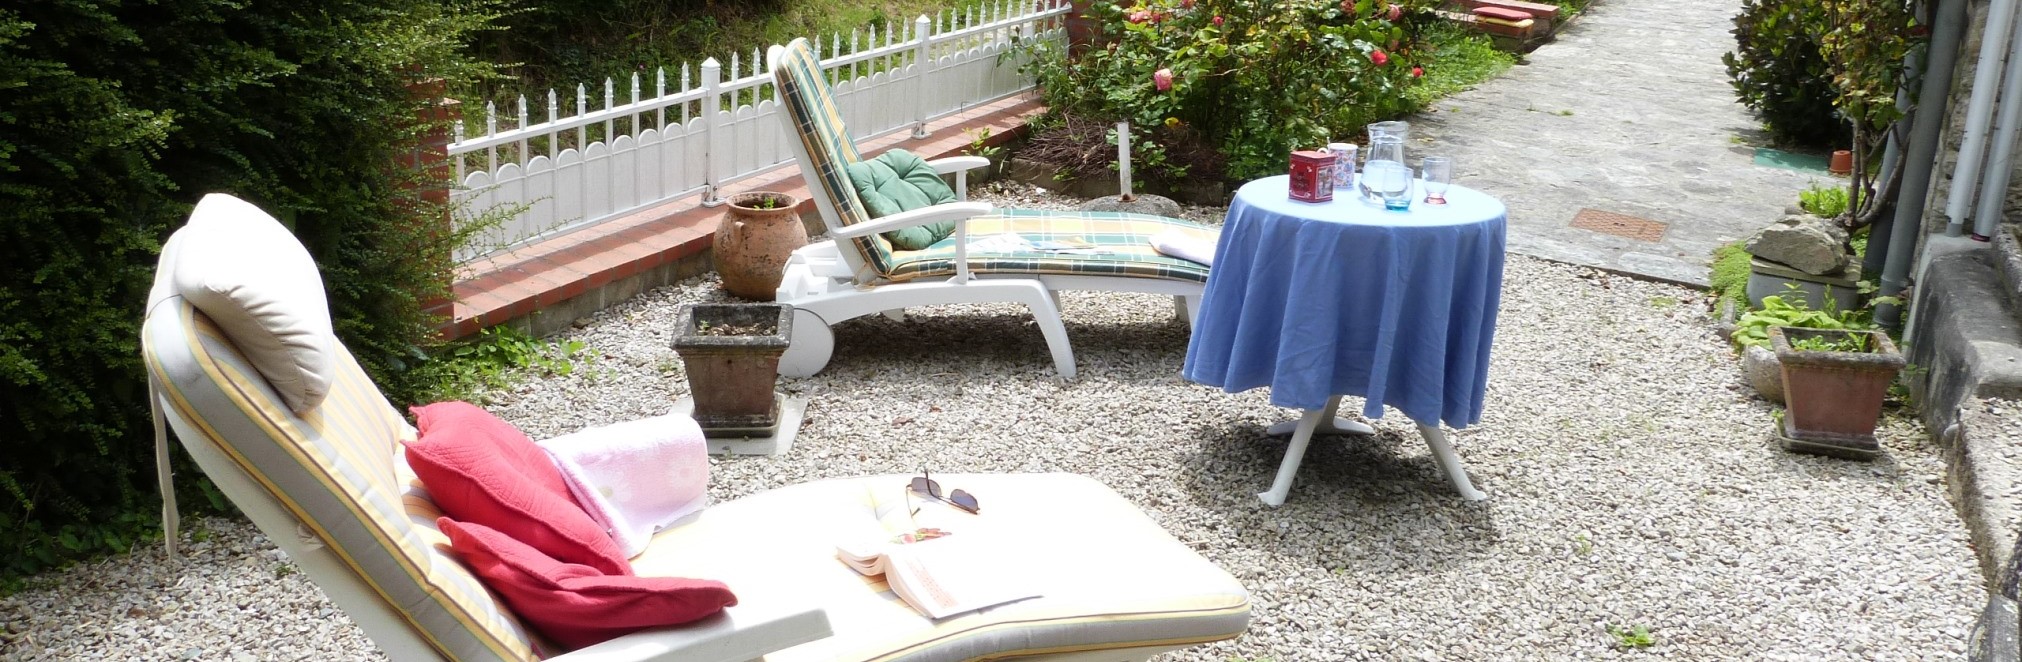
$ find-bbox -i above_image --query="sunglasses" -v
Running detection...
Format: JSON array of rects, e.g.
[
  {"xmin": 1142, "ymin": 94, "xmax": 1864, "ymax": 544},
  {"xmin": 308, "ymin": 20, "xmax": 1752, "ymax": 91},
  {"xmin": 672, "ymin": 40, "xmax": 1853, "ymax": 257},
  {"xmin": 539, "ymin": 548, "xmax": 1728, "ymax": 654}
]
[{"xmin": 908, "ymin": 469, "xmax": 979, "ymax": 514}]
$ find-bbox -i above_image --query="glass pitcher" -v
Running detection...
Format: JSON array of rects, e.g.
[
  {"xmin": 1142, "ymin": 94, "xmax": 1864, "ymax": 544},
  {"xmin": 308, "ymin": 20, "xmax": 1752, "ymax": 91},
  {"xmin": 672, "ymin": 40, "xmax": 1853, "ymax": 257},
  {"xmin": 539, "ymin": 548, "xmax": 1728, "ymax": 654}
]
[{"xmin": 1360, "ymin": 121, "xmax": 1408, "ymax": 205}]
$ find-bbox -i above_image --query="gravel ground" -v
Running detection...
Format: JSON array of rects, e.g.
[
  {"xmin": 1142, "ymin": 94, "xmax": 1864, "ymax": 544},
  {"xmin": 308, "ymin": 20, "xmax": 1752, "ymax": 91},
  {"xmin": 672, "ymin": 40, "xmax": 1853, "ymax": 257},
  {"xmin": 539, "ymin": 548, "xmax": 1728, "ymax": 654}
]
[{"xmin": 0, "ymin": 182, "xmax": 1985, "ymax": 660}]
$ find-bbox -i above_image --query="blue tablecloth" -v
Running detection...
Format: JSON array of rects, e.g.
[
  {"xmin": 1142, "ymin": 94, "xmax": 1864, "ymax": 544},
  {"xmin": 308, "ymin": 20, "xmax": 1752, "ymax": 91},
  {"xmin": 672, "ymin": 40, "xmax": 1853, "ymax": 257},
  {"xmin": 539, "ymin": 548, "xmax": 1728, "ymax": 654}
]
[{"xmin": 1182, "ymin": 175, "xmax": 1507, "ymax": 428}]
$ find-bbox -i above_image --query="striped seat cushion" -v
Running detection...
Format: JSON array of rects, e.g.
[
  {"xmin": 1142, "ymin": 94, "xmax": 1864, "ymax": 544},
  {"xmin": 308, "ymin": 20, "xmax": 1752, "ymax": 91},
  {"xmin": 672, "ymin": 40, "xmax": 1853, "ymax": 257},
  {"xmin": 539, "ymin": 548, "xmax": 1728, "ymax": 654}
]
[
  {"xmin": 628, "ymin": 473, "xmax": 1251, "ymax": 661},
  {"xmin": 772, "ymin": 38, "xmax": 901, "ymax": 275},
  {"xmin": 143, "ymin": 301, "xmax": 542, "ymax": 661},
  {"xmin": 884, "ymin": 210, "xmax": 1216, "ymax": 284}
]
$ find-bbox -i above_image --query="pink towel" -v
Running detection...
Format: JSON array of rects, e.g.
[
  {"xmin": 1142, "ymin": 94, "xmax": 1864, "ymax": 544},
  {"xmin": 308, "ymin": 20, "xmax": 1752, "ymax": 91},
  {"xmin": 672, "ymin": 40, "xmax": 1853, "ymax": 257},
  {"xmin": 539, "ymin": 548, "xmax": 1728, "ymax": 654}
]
[{"xmin": 538, "ymin": 413, "xmax": 709, "ymax": 558}]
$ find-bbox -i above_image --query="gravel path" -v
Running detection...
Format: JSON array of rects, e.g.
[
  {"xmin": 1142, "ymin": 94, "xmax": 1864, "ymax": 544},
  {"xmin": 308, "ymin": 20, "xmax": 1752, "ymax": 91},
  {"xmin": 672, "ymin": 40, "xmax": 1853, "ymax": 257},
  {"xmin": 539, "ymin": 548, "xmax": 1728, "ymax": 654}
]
[{"xmin": 0, "ymin": 183, "xmax": 1984, "ymax": 660}]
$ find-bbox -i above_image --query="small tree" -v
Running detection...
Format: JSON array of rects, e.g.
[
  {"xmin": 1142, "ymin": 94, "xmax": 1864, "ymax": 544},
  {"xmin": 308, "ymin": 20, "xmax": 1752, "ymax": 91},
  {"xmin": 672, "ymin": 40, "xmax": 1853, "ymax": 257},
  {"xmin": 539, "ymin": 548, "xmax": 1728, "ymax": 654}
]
[{"xmin": 1815, "ymin": 0, "xmax": 1921, "ymax": 232}]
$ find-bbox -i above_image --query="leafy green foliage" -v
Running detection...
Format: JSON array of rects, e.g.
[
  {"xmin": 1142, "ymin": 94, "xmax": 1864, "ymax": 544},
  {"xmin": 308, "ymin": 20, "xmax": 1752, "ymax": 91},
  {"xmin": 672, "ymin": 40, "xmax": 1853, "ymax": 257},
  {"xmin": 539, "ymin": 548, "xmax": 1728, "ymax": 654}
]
[
  {"xmin": 1799, "ymin": 182, "xmax": 1849, "ymax": 218},
  {"xmin": 1405, "ymin": 24, "xmax": 1516, "ymax": 108},
  {"xmin": 408, "ymin": 325, "xmax": 598, "ymax": 405},
  {"xmin": 1607, "ymin": 624, "xmax": 1655, "ymax": 649},
  {"xmin": 1709, "ymin": 242, "xmax": 1754, "ymax": 313},
  {"xmin": 467, "ymin": 0, "xmax": 986, "ymax": 101},
  {"xmin": 1722, "ymin": 0, "xmax": 1845, "ymax": 148},
  {"xmin": 1025, "ymin": 0, "xmax": 1432, "ymax": 181},
  {"xmin": 0, "ymin": 0, "xmax": 503, "ymax": 585},
  {"xmin": 1731, "ymin": 293, "xmax": 1864, "ymax": 349},
  {"xmin": 1791, "ymin": 333, "xmax": 1869, "ymax": 352}
]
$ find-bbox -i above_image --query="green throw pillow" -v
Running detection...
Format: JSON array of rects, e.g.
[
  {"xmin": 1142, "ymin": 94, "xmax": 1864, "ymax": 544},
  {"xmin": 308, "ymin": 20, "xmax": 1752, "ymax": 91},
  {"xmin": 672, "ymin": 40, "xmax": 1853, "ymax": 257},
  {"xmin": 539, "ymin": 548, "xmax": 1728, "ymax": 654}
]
[{"xmin": 844, "ymin": 148, "xmax": 959, "ymax": 250}]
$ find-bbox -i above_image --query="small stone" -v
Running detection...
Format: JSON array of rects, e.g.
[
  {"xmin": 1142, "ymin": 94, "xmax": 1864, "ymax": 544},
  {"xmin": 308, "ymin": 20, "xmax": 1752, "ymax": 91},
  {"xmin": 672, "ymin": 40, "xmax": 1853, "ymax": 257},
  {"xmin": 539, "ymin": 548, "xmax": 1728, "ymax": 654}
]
[
  {"xmin": 1666, "ymin": 551, "xmax": 1687, "ymax": 562},
  {"xmin": 1078, "ymin": 193, "xmax": 1184, "ymax": 218}
]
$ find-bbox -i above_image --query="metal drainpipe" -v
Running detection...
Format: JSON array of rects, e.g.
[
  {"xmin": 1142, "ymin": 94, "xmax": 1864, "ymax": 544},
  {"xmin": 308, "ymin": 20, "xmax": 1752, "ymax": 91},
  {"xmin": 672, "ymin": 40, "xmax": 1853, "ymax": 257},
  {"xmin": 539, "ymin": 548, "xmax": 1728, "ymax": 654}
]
[
  {"xmin": 1973, "ymin": 13, "xmax": 2022, "ymax": 239},
  {"xmin": 1943, "ymin": 0, "xmax": 2022, "ymax": 236},
  {"xmin": 1864, "ymin": 46, "xmax": 1925, "ymax": 277},
  {"xmin": 1878, "ymin": 0, "xmax": 1970, "ymax": 329}
]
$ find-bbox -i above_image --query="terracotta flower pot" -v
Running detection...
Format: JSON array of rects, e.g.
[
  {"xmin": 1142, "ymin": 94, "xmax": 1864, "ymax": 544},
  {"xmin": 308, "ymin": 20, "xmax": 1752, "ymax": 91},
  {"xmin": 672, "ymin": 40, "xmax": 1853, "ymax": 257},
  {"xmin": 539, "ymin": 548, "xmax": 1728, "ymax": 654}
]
[
  {"xmin": 671, "ymin": 303, "xmax": 793, "ymax": 437},
  {"xmin": 1828, "ymin": 149, "xmax": 1854, "ymax": 176},
  {"xmin": 1770, "ymin": 326, "xmax": 1904, "ymax": 459},
  {"xmin": 713, "ymin": 192, "xmax": 806, "ymax": 301}
]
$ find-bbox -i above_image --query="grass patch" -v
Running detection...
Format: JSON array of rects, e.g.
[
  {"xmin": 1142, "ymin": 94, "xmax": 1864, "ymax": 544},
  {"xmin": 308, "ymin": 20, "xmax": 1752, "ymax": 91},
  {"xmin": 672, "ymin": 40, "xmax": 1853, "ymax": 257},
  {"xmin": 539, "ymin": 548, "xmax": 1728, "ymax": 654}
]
[
  {"xmin": 1408, "ymin": 24, "xmax": 1518, "ymax": 108},
  {"xmin": 467, "ymin": 0, "xmax": 991, "ymax": 104},
  {"xmin": 1710, "ymin": 241, "xmax": 1752, "ymax": 313}
]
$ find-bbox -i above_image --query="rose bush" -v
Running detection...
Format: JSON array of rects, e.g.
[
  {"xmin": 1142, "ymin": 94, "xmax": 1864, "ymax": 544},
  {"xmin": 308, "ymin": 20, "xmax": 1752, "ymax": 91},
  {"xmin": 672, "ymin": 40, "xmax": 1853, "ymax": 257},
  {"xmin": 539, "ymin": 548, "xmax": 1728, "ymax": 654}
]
[{"xmin": 1026, "ymin": 0, "xmax": 1428, "ymax": 182}]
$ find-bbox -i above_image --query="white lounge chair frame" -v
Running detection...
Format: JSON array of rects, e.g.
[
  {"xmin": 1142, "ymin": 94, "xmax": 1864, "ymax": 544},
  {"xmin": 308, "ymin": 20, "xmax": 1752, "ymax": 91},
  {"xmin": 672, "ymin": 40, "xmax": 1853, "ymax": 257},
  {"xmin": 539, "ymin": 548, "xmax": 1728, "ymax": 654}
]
[{"xmin": 766, "ymin": 43, "xmax": 1203, "ymax": 381}]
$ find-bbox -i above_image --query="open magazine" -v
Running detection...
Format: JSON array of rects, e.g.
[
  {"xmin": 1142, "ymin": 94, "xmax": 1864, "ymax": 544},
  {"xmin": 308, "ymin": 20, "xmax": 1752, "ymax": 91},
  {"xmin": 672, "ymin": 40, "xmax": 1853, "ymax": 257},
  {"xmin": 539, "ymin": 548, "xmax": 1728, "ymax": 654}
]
[{"xmin": 835, "ymin": 484, "xmax": 1040, "ymax": 619}]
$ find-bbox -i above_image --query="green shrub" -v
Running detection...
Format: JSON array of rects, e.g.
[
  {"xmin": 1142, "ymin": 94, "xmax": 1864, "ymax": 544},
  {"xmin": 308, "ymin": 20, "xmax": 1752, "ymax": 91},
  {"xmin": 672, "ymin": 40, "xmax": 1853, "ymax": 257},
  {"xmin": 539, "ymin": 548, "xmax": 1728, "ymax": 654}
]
[
  {"xmin": 1025, "ymin": 0, "xmax": 1430, "ymax": 182},
  {"xmin": 1798, "ymin": 182, "xmax": 1849, "ymax": 218},
  {"xmin": 0, "ymin": 0, "xmax": 501, "ymax": 586},
  {"xmin": 1722, "ymin": 0, "xmax": 1846, "ymax": 148}
]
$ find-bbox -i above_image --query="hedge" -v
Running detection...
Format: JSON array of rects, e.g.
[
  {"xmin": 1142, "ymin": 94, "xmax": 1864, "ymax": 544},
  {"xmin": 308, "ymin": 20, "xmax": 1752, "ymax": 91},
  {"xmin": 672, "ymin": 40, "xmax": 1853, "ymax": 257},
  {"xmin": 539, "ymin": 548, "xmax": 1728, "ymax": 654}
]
[{"xmin": 0, "ymin": 0, "xmax": 501, "ymax": 585}]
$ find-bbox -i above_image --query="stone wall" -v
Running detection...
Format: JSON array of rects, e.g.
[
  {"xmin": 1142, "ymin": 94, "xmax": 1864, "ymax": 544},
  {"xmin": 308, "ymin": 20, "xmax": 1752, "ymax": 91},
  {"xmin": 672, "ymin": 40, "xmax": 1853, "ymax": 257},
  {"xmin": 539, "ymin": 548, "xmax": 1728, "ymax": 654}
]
[{"xmin": 1923, "ymin": 0, "xmax": 2022, "ymax": 238}]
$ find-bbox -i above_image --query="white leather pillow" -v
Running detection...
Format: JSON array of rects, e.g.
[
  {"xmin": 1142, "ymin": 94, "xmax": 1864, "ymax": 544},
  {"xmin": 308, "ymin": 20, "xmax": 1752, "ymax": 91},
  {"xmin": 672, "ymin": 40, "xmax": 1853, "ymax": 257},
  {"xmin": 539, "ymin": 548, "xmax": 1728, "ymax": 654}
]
[{"xmin": 169, "ymin": 193, "xmax": 337, "ymax": 413}]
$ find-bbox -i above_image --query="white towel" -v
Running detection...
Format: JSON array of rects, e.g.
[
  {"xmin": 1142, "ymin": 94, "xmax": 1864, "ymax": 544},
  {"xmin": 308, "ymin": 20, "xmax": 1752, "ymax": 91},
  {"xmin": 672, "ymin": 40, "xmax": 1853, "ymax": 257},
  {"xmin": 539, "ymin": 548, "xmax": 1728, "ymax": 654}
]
[
  {"xmin": 538, "ymin": 413, "xmax": 709, "ymax": 558},
  {"xmin": 1149, "ymin": 229, "xmax": 1218, "ymax": 266}
]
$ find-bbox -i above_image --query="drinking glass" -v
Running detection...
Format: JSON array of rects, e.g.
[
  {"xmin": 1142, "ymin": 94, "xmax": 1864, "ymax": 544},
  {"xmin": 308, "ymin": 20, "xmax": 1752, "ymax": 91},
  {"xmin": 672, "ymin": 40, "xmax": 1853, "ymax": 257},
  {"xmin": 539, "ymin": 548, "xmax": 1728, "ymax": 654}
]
[
  {"xmin": 1369, "ymin": 162, "xmax": 1414, "ymax": 211},
  {"xmin": 1422, "ymin": 156, "xmax": 1453, "ymax": 205}
]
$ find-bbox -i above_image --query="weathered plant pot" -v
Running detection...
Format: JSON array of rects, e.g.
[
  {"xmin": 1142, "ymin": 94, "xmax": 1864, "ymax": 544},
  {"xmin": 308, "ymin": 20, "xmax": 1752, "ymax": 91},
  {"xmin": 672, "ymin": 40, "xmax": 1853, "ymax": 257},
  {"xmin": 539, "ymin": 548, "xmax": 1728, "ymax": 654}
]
[
  {"xmin": 671, "ymin": 303, "xmax": 793, "ymax": 437},
  {"xmin": 1770, "ymin": 326, "xmax": 1904, "ymax": 460},
  {"xmin": 713, "ymin": 192, "xmax": 806, "ymax": 301},
  {"xmin": 1828, "ymin": 149, "xmax": 1854, "ymax": 175}
]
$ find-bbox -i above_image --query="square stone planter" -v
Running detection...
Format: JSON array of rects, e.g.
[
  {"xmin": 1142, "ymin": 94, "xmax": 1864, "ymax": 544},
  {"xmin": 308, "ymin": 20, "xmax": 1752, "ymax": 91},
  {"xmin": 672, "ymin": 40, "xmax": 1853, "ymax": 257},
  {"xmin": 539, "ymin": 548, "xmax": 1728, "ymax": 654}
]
[
  {"xmin": 1770, "ymin": 326, "xmax": 1904, "ymax": 460},
  {"xmin": 670, "ymin": 303, "xmax": 805, "ymax": 455},
  {"xmin": 1747, "ymin": 257, "xmax": 1861, "ymax": 313}
]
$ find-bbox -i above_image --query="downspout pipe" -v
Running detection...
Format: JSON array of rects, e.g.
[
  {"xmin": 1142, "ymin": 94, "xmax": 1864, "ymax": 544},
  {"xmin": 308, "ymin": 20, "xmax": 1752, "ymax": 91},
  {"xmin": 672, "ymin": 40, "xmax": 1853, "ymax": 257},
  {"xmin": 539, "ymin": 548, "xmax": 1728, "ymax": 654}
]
[
  {"xmin": 1974, "ymin": 13, "xmax": 2022, "ymax": 239},
  {"xmin": 1944, "ymin": 0, "xmax": 2021, "ymax": 236},
  {"xmin": 1879, "ymin": 0, "xmax": 1969, "ymax": 328},
  {"xmin": 1864, "ymin": 46, "xmax": 1924, "ymax": 277}
]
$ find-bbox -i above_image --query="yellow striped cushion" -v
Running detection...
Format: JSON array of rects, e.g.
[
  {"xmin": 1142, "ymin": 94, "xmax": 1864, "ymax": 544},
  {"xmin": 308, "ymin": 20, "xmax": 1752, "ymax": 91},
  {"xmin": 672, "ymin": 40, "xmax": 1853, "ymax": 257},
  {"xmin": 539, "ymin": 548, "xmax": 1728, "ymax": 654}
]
[
  {"xmin": 772, "ymin": 37, "xmax": 902, "ymax": 275},
  {"xmin": 885, "ymin": 210, "xmax": 1216, "ymax": 284},
  {"xmin": 144, "ymin": 301, "xmax": 540, "ymax": 661}
]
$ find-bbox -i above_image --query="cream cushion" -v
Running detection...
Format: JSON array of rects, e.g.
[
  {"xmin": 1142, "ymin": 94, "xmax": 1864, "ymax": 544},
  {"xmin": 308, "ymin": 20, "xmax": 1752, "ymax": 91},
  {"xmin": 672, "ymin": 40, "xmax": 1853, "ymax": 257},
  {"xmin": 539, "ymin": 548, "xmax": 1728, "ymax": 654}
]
[
  {"xmin": 631, "ymin": 473, "xmax": 1252, "ymax": 661},
  {"xmin": 161, "ymin": 193, "xmax": 337, "ymax": 413}
]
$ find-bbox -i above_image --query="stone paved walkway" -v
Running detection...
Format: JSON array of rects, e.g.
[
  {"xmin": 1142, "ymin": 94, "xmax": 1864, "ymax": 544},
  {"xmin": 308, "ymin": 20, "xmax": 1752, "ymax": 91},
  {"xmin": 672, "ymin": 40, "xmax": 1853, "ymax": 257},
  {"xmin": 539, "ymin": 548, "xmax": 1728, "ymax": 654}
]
[{"xmin": 1414, "ymin": 0, "xmax": 1820, "ymax": 286}]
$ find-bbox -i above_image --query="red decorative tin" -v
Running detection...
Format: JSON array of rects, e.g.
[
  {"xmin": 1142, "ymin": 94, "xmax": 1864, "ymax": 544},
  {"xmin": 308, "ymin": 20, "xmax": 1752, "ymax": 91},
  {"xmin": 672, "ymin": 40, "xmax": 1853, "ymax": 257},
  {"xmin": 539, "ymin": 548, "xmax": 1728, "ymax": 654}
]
[{"xmin": 1289, "ymin": 150, "xmax": 1337, "ymax": 203}]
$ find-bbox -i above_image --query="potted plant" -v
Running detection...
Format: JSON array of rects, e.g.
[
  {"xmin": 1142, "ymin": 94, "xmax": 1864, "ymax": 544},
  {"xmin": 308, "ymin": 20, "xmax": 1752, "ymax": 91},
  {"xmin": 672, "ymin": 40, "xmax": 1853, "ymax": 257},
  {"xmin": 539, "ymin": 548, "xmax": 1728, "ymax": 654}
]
[
  {"xmin": 670, "ymin": 302, "xmax": 793, "ymax": 438},
  {"xmin": 712, "ymin": 191, "xmax": 806, "ymax": 301},
  {"xmin": 1769, "ymin": 325, "xmax": 1904, "ymax": 460}
]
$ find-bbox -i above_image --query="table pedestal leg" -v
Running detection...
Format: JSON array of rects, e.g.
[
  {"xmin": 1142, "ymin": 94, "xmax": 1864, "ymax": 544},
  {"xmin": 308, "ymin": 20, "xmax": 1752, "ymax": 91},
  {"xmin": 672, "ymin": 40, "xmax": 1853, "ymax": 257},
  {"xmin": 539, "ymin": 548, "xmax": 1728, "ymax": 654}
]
[
  {"xmin": 1418, "ymin": 423, "xmax": 1487, "ymax": 501},
  {"xmin": 1258, "ymin": 405, "xmax": 1331, "ymax": 507},
  {"xmin": 1264, "ymin": 396, "xmax": 1376, "ymax": 437}
]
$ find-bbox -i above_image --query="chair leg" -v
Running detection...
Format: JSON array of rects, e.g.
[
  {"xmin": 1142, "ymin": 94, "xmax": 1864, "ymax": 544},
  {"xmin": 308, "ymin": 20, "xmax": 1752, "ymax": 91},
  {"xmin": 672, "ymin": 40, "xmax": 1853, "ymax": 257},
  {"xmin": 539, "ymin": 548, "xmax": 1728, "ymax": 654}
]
[
  {"xmin": 1025, "ymin": 290, "xmax": 1077, "ymax": 380},
  {"xmin": 777, "ymin": 309, "xmax": 836, "ymax": 378}
]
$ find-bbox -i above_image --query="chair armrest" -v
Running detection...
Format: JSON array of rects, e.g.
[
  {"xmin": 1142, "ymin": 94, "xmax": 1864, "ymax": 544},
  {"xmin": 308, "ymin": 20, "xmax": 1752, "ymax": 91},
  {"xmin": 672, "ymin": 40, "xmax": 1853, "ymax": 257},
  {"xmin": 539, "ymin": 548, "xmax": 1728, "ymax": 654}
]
[
  {"xmin": 926, "ymin": 156, "xmax": 992, "ymax": 200},
  {"xmin": 552, "ymin": 603, "xmax": 832, "ymax": 662},
  {"xmin": 829, "ymin": 201, "xmax": 993, "ymax": 239},
  {"xmin": 926, "ymin": 155, "xmax": 990, "ymax": 175}
]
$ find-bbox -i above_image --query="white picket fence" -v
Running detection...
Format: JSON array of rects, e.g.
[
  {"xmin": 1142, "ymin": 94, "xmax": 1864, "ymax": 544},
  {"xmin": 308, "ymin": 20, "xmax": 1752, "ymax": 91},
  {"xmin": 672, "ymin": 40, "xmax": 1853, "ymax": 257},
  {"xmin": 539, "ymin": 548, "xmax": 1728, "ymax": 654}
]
[{"xmin": 448, "ymin": 0, "xmax": 1071, "ymax": 262}]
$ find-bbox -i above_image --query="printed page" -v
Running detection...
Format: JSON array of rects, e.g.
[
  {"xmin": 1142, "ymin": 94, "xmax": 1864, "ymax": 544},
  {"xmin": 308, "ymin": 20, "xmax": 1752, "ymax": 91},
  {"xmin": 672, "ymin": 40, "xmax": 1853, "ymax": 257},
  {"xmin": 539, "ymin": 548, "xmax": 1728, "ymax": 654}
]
[{"xmin": 883, "ymin": 532, "xmax": 1041, "ymax": 619}]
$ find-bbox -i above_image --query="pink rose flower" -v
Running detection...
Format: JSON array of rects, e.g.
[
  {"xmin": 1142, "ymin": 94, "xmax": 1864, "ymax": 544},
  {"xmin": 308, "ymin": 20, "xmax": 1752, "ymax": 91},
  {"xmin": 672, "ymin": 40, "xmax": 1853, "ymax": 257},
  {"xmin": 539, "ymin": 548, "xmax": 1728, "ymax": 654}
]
[
  {"xmin": 1154, "ymin": 67, "xmax": 1175, "ymax": 91},
  {"xmin": 1369, "ymin": 49, "xmax": 1389, "ymax": 66},
  {"xmin": 1213, "ymin": 14, "xmax": 1225, "ymax": 26},
  {"xmin": 1411, "ymin": 66, "xmax": 1424, "ymax": 78},
  {"xmin": 1182, "ymin": 0, "xmax": 1196, "ymax": 8},
  {"xmin": 1129, "ymin": 9, "xmax": 1152, "ymax": 22},
  {"xmin": 1387, "ymin": 3, "xmax": 1403, "ymax": 20}
]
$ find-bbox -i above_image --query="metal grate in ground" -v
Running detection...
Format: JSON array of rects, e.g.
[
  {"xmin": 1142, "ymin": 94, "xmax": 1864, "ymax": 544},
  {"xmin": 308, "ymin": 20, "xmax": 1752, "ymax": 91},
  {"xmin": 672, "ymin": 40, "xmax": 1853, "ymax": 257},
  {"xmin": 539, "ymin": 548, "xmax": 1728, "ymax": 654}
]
[{"xmin": 1570, "ymin": 208, "xmax": 1669, "ymax": 242}]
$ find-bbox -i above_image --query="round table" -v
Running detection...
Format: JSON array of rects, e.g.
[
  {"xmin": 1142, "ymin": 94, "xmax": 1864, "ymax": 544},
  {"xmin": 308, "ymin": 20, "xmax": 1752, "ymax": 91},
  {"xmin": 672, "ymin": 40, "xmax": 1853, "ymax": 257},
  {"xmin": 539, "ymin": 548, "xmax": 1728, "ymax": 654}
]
[{"xmin": 1182, "ymin": 175, "xmax": 1507, "ymax": 505}]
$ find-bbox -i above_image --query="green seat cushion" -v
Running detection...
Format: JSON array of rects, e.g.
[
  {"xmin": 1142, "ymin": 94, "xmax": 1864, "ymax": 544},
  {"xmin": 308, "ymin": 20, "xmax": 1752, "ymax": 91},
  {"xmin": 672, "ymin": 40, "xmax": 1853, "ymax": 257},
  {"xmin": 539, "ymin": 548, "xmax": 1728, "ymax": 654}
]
[{"xmin": 844, "ymin": 149, "xmax": 958, "ymax": 250}]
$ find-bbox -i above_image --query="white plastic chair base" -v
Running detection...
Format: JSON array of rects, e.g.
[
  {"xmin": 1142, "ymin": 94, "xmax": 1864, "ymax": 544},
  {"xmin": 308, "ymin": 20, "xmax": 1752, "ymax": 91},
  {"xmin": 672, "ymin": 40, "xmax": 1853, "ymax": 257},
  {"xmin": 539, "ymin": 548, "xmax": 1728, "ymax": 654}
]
[
  {"xmin": 1256, "ymin": 396, "xmax": 1488, "ymax": 505},
  {"xmin": 777, "ymin": 277, "xmax": 1076, "ymax": 380}
]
